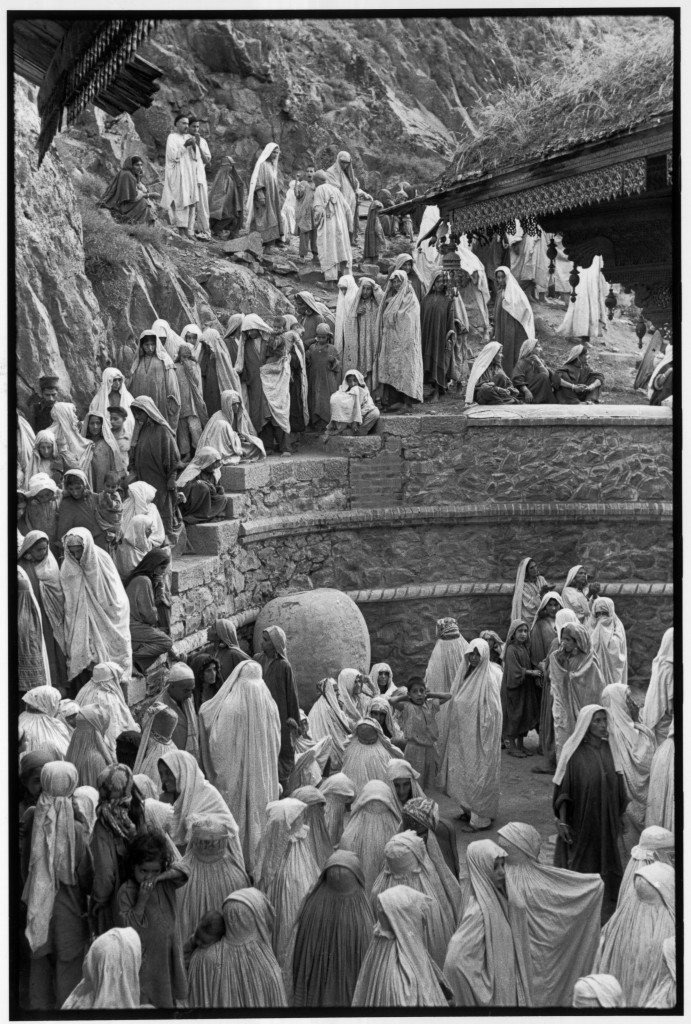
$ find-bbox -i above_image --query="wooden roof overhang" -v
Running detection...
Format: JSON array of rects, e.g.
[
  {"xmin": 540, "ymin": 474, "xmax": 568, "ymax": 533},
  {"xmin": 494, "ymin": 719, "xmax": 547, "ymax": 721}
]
[{"xmin": 12, "ymin": 17, "xmax": 163, "ymax": 163}]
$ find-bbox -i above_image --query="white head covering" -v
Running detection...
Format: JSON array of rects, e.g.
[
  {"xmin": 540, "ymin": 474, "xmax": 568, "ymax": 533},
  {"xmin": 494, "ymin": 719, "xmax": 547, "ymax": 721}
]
[
  {"xmin": 151, "ymin": 318, "xmax": 184, "ymax": 361},
  {"xmin": 531, "ymin": 590, "xmax": 564, "ymax": 628},
  {"xmin": 554, "ymin": 607, "xmax": 579, "ymax": 640},
  {"xmin": 22, "ymin": 761, "xmax": 78, "ymax": 951},
  {"xmin": 465, "ymin": 341, "xmax": 502, "ymax": 404},
  {"xmin": 199, "ymin": 327, "xmax": 243, "ymax": 393},
  {"xmin": 254, "ymin": 798, "xmax": 307, "ymax": 890},
  {"xmin": 495, "ymin": 265, "xmax": 535, "ymax": 335},
  {"xmin": 176, "ymin": 445, "xmax": 222, "ymax": 489},
  {"xmin": 601, "ymin": 682, "xmax": 654, "ymax": 826},
  {"xmin": 334, "ymin": 274, "xmax": 358, "ymax": 358},
  {"xmin": 121, "ymin": 480, "xmax": 165, "ymax": 548},
  {"xmin": 647, "ymin": 345, "xmax": 672, "ymax": 401},
  {"xmin": 62, "ymin": 928, "xmax": 142, "ymax": 1009},
  {"xmin": 552, "ymin": 704, "xmax": 622, "ymax": 785},
  {"xmin": 244, "ymin": 142, "xmax": 279, "ymax": 230},
  {"xmin": 23, "ymin": 430, "xmax": 58, "ymax": 487},
  {"xmin": 51, "ymin": 402, "xmax": 93, "ymax": 471},
  {"xmin": 89, "ymin": 367, "xmax": 135, "ymax": 443},
  {"xmin": 80, "ymin": 403, "xmax": 126, "ymax": 476},
  {"xmin": 73, "ymin": 785, "xmax": 99, "ymax": 837},
  {"xmin": 572, "ymin": 974, "xmax": 624, "ymax": 1008},
  {"xmin": 159, "ymin": 749, "xmax": 236, "ymax": 847}
]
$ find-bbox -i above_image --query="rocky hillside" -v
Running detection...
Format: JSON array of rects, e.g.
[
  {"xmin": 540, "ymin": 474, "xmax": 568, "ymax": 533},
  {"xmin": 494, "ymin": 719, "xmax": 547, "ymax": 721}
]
[{"xmin": 14, "ymin": 15, "xmax": 635, "ymax": 409}]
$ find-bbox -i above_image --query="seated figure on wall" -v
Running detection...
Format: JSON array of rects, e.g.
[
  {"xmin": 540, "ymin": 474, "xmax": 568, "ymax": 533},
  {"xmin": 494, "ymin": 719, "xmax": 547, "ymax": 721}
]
[
  {"xmin": 465, "ymin": 342, "xmax": 520, "ymax": 406},
  {"xmin": 552, "ymin": 345, "xmax": 604, "ymax": 404}
]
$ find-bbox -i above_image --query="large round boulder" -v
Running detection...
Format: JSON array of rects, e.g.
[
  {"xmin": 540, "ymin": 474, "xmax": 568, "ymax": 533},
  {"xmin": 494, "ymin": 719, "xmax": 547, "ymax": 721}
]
[{"xmin": 253, "ymin": 589, "xmax": 370, "ymax": 710}]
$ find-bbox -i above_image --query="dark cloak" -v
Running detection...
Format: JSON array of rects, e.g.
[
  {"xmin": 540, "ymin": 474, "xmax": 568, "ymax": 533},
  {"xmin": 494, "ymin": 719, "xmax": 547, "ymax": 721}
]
[
  {"xmin": 208, "ymin": 162, "xmax": 245, "ymax": 231},
  {"xmin": 100, "ymin": 157, "xmax": 155, "ymax": 225},
  {"xmin": 420, "ymin": 289, "xmax": 455, "ymax": 391},
  {"xmin": 129, "ymin": 420, "xmax": 181, "ymax": 539},
  {"xmin": 511, "ymin": 353, "xmax": 557, "ymax": 403},
  {"xmin": 501, "ymin": 641, "xmax": 540, "ymax": 738},
  {"xmin": 256, "ymin": 652, "xmax": 300, "ymax": 786}
]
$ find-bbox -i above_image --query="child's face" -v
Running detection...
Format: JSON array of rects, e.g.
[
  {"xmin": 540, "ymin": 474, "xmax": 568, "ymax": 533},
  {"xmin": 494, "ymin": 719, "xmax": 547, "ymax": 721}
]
[
  {"xmin": 393, "ymin": 777, "xmax": 413, "ymax": 804},
  {"xmin": 110, "ymin": 413, "xmax": 125, "ymax": 432},
  {"xmin": 134, "ymin": 858, "xmax": 162, "ymax": 884},
  {"xmin": 409, "ymin": 683, "xmax": 426, "ymax": 705},
  {"xmin": 103, "ymin": 480, "xmax": 118, "ymax": 495},
  {"xmin": 514, "ymin": 625, "xmax": 529, "ymax": 644},
  {"xmin": 195, "ymin": 918, "xmax": 223, "ymax": 946},
  {"xmin": 38, "ymin": 442, "xmax": 53, "ymax": 459}
]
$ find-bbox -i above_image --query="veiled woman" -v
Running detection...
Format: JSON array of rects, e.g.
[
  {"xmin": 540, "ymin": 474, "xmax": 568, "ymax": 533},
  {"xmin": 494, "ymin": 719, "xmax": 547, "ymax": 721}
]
[
  {"xmin": 22, "ymin": 472, "xmax": 59, "ymax": 553},
  {"xmin": 198, "ymin": 661, "xmax": 280, "ymax": 875},
  {"xmin": 465, "ymin": 341, "xmax": 519, "ymax": 405},
  {"xmin": 74, "ymin": 661, "xmax": 137, "ymax": 757},
  {"xmin": 196, "ymin": 325, "xmax": 243, "ymax": 417},
  {"xmin": 549, "ymin": 622, "xmax": 605, "ymax": 757},
  {"xmin": 60, "ymin": 528, "xmax": 132, "ymax": 689},
  {"xmin": 128, "ymin": 330, "xmax": 180, "ymax": 432},
  {"xmin": 18, "ymin": 531, "xmax": 68, "ymax": 691},
  {"xmin": 307, "ymin": 677, "xmax": 352, "ymax": 771},
  {"xmin": 561, "ymin": 564, "xmax": 594, "ymax": 624},
  {"xmin": 128, "ymin": 396, "xmax": 182, "ymax": 544},
  {"xmin": 641, "ymin": 627, "xmax": 673, "ymax": 745},
  {"xmin": 90, "ymin": 764, "xmax": 137, "ymax": 936},
  {"xmin": 511, "ymin": 338, "xmax": 557, "ymax": 403},
  {"xmin": 420, "ymin": 270, "xmax": 456, "ymax": 401},
  {"xmin": 374, "ymin": 269, "xmax": 423, "ymax": 409},
  {"xmin": 590, "ymin": 597, "xmax": 628, "ymax": 687},
  {"xmin": 176, "ymin": 446, "xmax": 227, "ymax": 524},
  {"xmin": 157, "ymin": 749, "xmax": 235, "ymax": 854},
  {"xmin": 338, "ymin": 780, "xmax": 402, "ymax": 892},
  {"xmin": 278, "ymin": 315, "xmax": 309, "ymax": 440},
  {"xmin": 341, "ymin": 718, "xmax": 400, "ymax": 795},
  {"xmin": 65, "ymin": 705, "xmax": 112, "ymax": 788},
  {"xmin": 208, "ymin": 155, "xmax": 245, "ymax": 237},
  {"xmin": 333, "ymin": 273, "xmax": 358, "ymax": 362},
  {"xmin": 437, "ymin": 638, "xmax": 502, "ymax": 832},
  {"xmin": 50, "ymin": 402, "xmax": 93, "ymax": 473},
  {"xmin": 245, "ymin": 143, "xmax": 284, "ymax": 245},
  {"xmin": 23, "ymin": 429, "xmax": 68, "ymax": 488},
  {"xmin": 290, "ymin": 850, "xmax": 374, "ymax": 1007},
  {"xmin": 342, "ymin": 276, "xmax": 384, "ymax": 384},
  {"xmin": 19, "ymin": 686, "xmax": 71, "ymax": 761},
  {"xmin": 553, "ymin": 345, "xmax": 605, "ymax": 404},
  {"xmin": 100, "ymin": 156, "xmax": 156, "ymax": 224},
  {"xmin": 191, "ymin": 618, "xmax": 249, "ymax": 690},
  {"xmin": 318, "ymin": 772, "xmax": 356, "ymax": 847},
  {"xmin": 617, "ymin": 826, "xmax": 674, "ymax": 909},
  {"xmin": 646, "ymin": 719, "xmax": 674, "ymax": 832},
  {"xmin": 493, "ymin": 265, "xmax": 535, "ymax": 377},
  {"xmin": 195, "ymin": 388, "xmax": 265, "ymax": 465},
  {"xmin": 511, "ymin": 556, "xmax": 548, "ymax": 625},
  {"xmin": 176, "ymin": 813, "xmax": 249, "ymax": 945},
  {"xmin": 553, "ymin": 705, "xmax": 626, "ymax": 917},
  {"xmin": 17, "ymin": 566, "xmax": 51, "ymax": 695},
  {"xmin": 352, "ymin": 885, "xmax": 448, "ymax": 1007},
  {"xmin": 600, "ymin": 683, "xmax": 655, "ymax": 840}
]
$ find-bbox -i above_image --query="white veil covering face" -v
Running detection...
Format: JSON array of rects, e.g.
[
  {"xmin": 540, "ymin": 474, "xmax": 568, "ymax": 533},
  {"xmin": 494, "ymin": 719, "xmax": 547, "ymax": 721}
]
[{"xmin": 465, "ymin": 341, "xmax": 501, "ymax": 404}]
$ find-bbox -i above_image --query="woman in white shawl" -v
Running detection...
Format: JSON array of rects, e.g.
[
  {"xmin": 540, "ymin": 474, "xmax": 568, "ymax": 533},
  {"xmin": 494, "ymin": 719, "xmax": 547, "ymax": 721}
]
[
  {"xmin": 74, "ymin": 660, "xmax": 137, "ymax": 756},
  {"xmin": 325, "ymin": 151, "xmax": 359, "ymax": 240},
  {"xmin": 89, "ymin": 367, "xmax": 135, "ymax": 446},
  {"xmin": 23, "ymin": 429, "xmax": 64, "ymax": 487},
  {"xmin": 198, "ymin": 660, "xmax": 280, "ymax": 875},
  {"xmin": 373, "ymin": 269, "xmax": 423, "ymax": 407},
  {"xmin": 289, "ymin": 784, "xmax": 334, "ymax": 871},
  {"xmin": 337, "ymin": 668, "xmax": 371, "ymax": 722},
  {"xmin": 157, "ymin": 749, "xmax": 235, "ymax": 853},
  {"xmin": 646, "ymin": 936, "xmax": 676, "ymax": 1009},
  {"xmin": 19, "ymin": 686, "xmax": 72, "ymax": 761},
  {"xmin": 338, "ymin": 780, "xmax": 402, "ymax": 892},
  {"xmin": 594, "ymin": 861, "xmax": 675, "ymax": 1006},
  {"xmin": 342, "ymin": 276, "xmax": 384, "ymax": 382},
  {"xmin": 341, "ymin": 718, "xmax": 400, "ymax": 795},
  {"xmin": 18, "ymin": 530, "xmax": 66, "ymax": 687},
  {"xmin": 511, "ymin": 557, "xmax": 548, "ymax": 625},
  {"xmin": 424, "ymin": 617, "xmax": 469, "ymax": 695},
  {"xmin": 60, "ymin": 528, "xmax": 132, "ymax": 684},
  {"xmin": 318, "ymin": 772, "xmax": 356, "ymax": 847},
  {"xmin": 195, "ymin": 387, "xmax": 265, "ymax": 464},
  {"xmin": 114, "ymin": 514, "xmax": 155, "ymax": 577},
  {"xmin": 617, "ymin": 826, "xmax": 674, "ymax": 909},
  {"xmin": 464, "ymin": 340, "xmax": 519, "ymax": 406},
  {"xmin": 255, "ymin": 798, "xmax": 320, "ymax": 965},
  {"xmin": 17, "ymin": 564, "xmax": 51, "ymax": 690},
  {"xmin": 245, "ymin": 142, "xmax": 284, "ymax": 244},
  {"xmin": 176, "ymin": 813, "xmax": 249, "ymax": 945},
  {"xmin": 50, "ymin": 402, "xmax": 93, "ymax": 472},
  {"xmin": 151, "ymin": 318, "xmax": 184, "ymax": 362},
  {"xmin": 437, "ymin": 638, "xmax": 502, "ymax": 831},
  {"xmin": 457, "ymin": 233, "xmax": 491, "ymax": 338},
  {"xmin": 370, "ymin": 831, "xmax": 455, "ymax": 968},
  {"xmin": 62, "ymin": 927, "xmax": 144, "ymax": 1009},
  {"xmin": 496, "ymin": 821, "xmax": 603, "ymax": 1007},
  {"xmin": 601, "ymin": 682, "xmax": 655, "ymax": 841},
  {"xmin": 560, "ymin": 564, "xmax": 593, "ymax": 623},
  {"xmin": 549, "ymin": 623, "xmax": 605, "ymax": 757},
  {"xmin": 128, "ymin": 329, "xmax": 181, "ymax": 432},
  {"xmin": 646, "ymin": 719, "xmax": 674, "ymax": 831},
  {"xmin": 18, "ymin": 412, "xmax": 36, "ymax": 485},
  {"xmin": 590, "ymin": 597, "xmax": 628, "ymax": 687},
  {"xmin": 493, "ymin": 265, "xmax": 535, "ymax": 377},
  {"xmin": 444, "ymin": 839, "xmax": 534, "ymax": 1007},
  {"xmin": 79, "ymin": 404, "xmax": 127, "ymax": 488},
  {"xmin": 22, "ymin": 761, "xmax": 93, "ymax": 1008},
  {"xmin": 259, "ymin": 334, "xmax": 292, "ymax": 453},
  {"xmin": 369, "ymin": 662, "xmax": 400, "ymax": 700},
  {"xmin": 333, "ymin": 274, "xmax": 358, "ymax": 361},
  {"xmin": 307, "ymin": 677, "xmax": 352, "ymax": 771},
  {"xmin": 312, "ymin": 170, "xmax": 353, "ymax": 281},
  {"xmin": 556, "ymin": 254, "xmax": 608, "ymax": 340},
  {"xmin": 326, "ymin": 369, "xmax": 380, "ymax": 438},
  {"xmin": 120, "ymin": 480, "xmax": 166, "ymax": 549},
  {"xmin": 353, "ymin": 885, "xmax": 448, "ymax": 1007},
  {"xmin": 642, "ymin": 627, "xmax": 673, "ymax": 744}
]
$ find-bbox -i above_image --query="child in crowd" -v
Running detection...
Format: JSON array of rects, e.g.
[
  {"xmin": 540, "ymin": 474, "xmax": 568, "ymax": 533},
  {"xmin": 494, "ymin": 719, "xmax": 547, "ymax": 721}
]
[
  {"xmin": 390, "ymin": 677, "xmax": 451, "ymax": 791},
  {"xmin": 116, "ymin": 832, "xmax": 189, "ymax": 1008},
  {"xmin": 95, "ymin": 470, "xmax": 124, "ymax": 556},
  {"xmin": 183, "ymin": 909, "xmax": 226, "ymax": 969}
]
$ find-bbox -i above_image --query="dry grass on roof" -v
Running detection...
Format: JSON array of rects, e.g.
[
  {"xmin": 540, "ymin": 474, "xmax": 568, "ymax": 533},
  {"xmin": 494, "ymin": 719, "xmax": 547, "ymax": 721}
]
[{"xmin": 443, "ymin": 17, "xmax": 674, "ymax": 186}]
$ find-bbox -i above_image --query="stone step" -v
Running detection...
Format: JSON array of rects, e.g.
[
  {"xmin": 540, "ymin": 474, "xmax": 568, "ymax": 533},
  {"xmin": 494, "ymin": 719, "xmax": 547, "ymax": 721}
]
[
  {"xmin": 171, "ymin": 553, "xmax": 222, "ymax": 596},
  {"xmin": 184, "ymin": 519, "xmax": 240, "ymax": 556},
  {"xmin": 220, "ymin": 453, "xmax": 351, "ymax": 515}
]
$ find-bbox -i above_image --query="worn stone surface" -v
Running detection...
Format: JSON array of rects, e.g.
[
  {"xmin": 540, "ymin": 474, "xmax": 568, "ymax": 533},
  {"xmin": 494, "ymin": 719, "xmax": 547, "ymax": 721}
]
[{"xmin": 254, "ymin": 589, "xmax": 371, "ymax": 708}]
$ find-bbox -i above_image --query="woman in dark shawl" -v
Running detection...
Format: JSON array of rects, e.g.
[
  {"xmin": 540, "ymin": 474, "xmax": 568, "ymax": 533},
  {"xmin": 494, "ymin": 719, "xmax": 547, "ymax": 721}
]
[
  {"xmin": 125, "ymin": 563, "xmax": 174, "ymax": 675},
  {"xmin": 465, "ymin": 342, "xmax": 520, "ymax": 406},
  {"xmin": 256, "ymin": 626, "xmax": 300, "ymax": 788},
  {"xmin": 100, "ymin": 156, "xmax": 156, "ymax": 225},
  {"xmin": 553, "ymin": 705, "xmax": 627, "ymax": 921},
  {"xmin": 176, "ymin": 446, "xmax": 227, "ymax": 525},
  {"xmin": 420, "ymin": 270, "xmax": 456, "ymax": 402},
  {"xmin": 56, "ymin": 469, "xmax": 109, "ymax": 552},
  {"xmin": 191, "ymin": 653, "xmax": 224, "ymax": 710},
  {"xmin": 128, "ymin": 397, "xmax": 182, "ymax": 545},
  {"xmin": 90, "ymin": 764, "xmax": 137, "ymax": 936},
  {"xmin": 123, "ymin": 546, "xmax": 172, "ymax": 634},
  {"xmin": 190, "ymin": 619, "xmax": 249, "ymax": 687},
  {"xmin": 511, "ymin": 338, "xmax": 557, "ymax": 403},
  {"xmin": 553, "ymin": 345, "xmax": 605, "ymax": 404},
  {"xmin": 208, "ymin": 156, "xmax": 245, "ymax": 238},
  {"xmin": 291, "ymin": 850, "xmax": 374, "ymax": 1007},
  {"xmin": 306, "ymin": 323, "xmax": 341, "ymax": 428},
  {"xmin": 377, "ymin": 189, "xmax": 396, "ymax": 236},
  {"xmin": 501, "ymin": 620, "xmax": 542, "ymax": 758},
  {"xmin": 493, "ymin": 266, "xmax": 535, "ymax": 377},
  {"xmin": 363, "ymin": 200, "xmax": 386, "ymax": 261}
]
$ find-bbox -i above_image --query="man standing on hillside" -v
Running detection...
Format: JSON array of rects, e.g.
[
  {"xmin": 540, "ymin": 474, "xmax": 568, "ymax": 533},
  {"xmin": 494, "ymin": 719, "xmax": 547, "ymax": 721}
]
[
  {"xmin": 294, "ymin": 164, "xmax": 318, "ymax": 261},
  {"xmin": 29, "ymin": 375, "xmax": 60, "ymax": 432},
  {"xmin": 325, "ymin": 150, "xmax": 360, "ymax": 243},
  {"xmin": 312, "ymin": 170, "xmax": 353, "ymax": 282},
  {"xmin": 160, "ymin": 113, "xmax": 198, "ymax": 239},
  {"xmin": 189, "ymin": 117, "xmax": 212, "ymax": 241}
]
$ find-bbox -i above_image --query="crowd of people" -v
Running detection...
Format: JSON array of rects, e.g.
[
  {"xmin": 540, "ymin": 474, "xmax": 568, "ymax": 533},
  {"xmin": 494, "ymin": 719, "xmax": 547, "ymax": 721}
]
[{"xmin": 16, "ymin": 496, "xmax": 676, "ymax": 1009}]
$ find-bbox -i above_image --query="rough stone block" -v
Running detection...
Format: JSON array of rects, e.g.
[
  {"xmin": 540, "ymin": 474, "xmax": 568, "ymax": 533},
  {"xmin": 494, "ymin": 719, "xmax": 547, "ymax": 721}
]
[
  {"xmin": 185, "ymin": 520, "xmax": 240, "ymax": 556},
  {"xmin": 297, "ymin": 266, "xmax": 324, "ymax": 284},
  {"xmin": 378, "ymin": 414, "xmax": 423, "ymax": 437},
  {"xmin": 360, "ymin": 263, "xmax": 380, "ymax": 277},
  {"xmin": 126, "ymin": 674, "xmax": 147, "ymax": 708},
  {"xmin": 171, "ymin": 554, "xmax": 222, "ymax": 595},
  {"xmin": 223, "ymin": 462, "xmax": 271, "ymax": 491},
  {"xmin": 326, "ymin": 435, "xmax": 382, "ymax": 457},
  {"xmin": 222, "ymin": 231, "xmax": 263, "ymax": 256}
]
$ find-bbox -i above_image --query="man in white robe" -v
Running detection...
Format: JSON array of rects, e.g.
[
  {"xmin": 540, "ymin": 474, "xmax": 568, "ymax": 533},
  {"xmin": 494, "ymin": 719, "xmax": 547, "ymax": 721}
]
[
  {"xmin": 189, "ymin": 117, "xmax": 212, "ymax": 239},
  {"xmin": 312, "ymin": 171, "xmax": 353, "ymax": 282},
  {"xmin": 160, "ymin": 113, "xmax": 199, "ymax": 237},
  {"xmin": 325, "ymin": 150, "xmax": 360, "ymax": 242}
]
